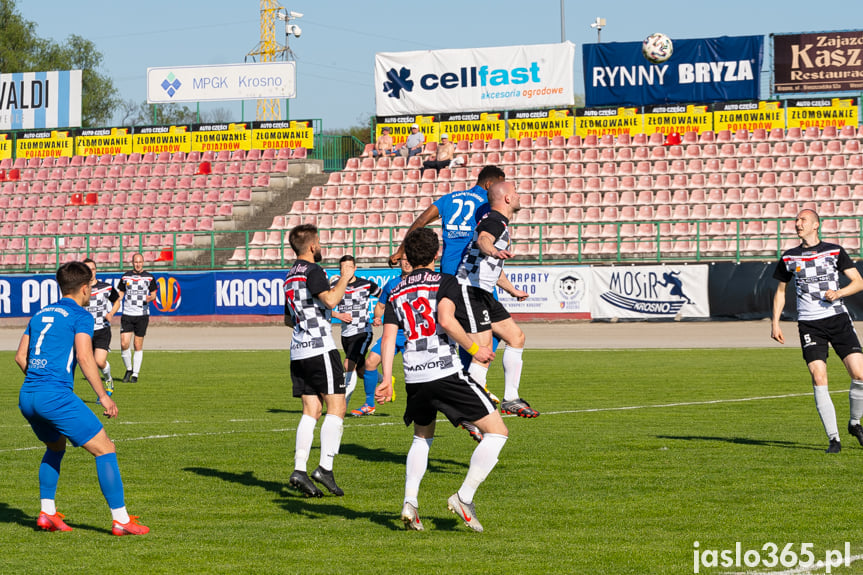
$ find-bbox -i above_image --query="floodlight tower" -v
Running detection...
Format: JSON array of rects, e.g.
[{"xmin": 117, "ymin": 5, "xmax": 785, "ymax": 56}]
[{"xmin": 246, "ymin": 0, "xmax": 288, "ymax": 121}]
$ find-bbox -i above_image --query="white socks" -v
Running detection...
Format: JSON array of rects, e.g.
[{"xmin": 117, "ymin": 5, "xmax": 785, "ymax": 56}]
[
  {"xmin": 132, "ymin": 351, "xmax": 143, "ymax": 376},
  {"xmin": 850, "ymin": 379, "xmax": 863, "ymax": 425},
  {"xmin": 111, "ymin": 506, "xmax": 130, "ymax": 524},
  {"xmin": 468, "ymin": 362, "xmax": 488, "ymax": 386},
  {"xmin": 502, "ymin": 346, "xmax": 524, "ymax": 402},
  {"xmin": 814, "ymin": 385, "xmax": 839, "ymax": 441},
  {"xmin": 319, "ymin": 414, "xmax": 344, "ymax": 471},
  {"xmin": 41, "ymin": 498, "xmax": 56, "ymax": 515},
  {"xmin": 345, "ymin": 371, "xmax": 357, "ymax": 406},
  {"xmin": 121, "ymin": 349, "xmax": 132, "ymax": 371},
  {"xmin": 294, "ymin": 414, "xmax": 317, "ymax": 472},
  {"xmin": 404, "ymin": 436, "xmax": 433, "ymax": 507},
  {"xmin": 458, "ymin": 433, "xmax": 508, "ymax": 504}
]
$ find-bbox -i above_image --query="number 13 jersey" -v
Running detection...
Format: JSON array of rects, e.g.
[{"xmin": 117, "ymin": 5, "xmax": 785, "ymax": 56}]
[{"xmin": 383, "ymin": 269, "xmax": 463, "ymax": 384}]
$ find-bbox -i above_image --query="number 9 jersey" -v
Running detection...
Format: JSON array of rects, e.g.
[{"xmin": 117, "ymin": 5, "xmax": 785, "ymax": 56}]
[{"xmin": 383, "ymin": 269, "xmax": 463, "ymax": 384}]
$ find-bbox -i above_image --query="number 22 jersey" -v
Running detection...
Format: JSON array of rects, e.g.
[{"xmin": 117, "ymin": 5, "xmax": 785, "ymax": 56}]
[{"xmin": 383, "ymin": 269, "xmax": 462, "ymax": 384}]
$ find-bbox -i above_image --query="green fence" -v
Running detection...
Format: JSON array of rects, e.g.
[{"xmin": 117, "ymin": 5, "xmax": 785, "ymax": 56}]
[
  {"xmin": 309, "ymin": 134, "xmax": 365, "ymax": 172},
  {"xmin": 2, "ymin": 217, "xmax": 862, "ymax": 272}
]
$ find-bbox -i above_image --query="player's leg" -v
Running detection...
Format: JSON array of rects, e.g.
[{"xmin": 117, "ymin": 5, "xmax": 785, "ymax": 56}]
[
  {"xmin": 800, "ymin": 320, "xmax": 839, "ymax": 452},
  {"xmin": 355, "ymin": 338, "xmax": 383, "ymax": 416},
  {"xmin": 311, "ymin": 350, "xmax": 346, "ymax": 495},
  {"xmin": 119, "ymin": 319, "xmax": 133, "ymax": 382},
  {"xmin": 492, "ymin": 317, "xmax": 538, "ymax": 418},
  {"xmin": 36, "ymin": 436, "xmax": 72, "ymax": 531},
  {"xmin": 288, "ymin": 355, "xmax": 325, "ymax": 497},
  {"xmin": 130, "ymin": 317, "xmax": 148, "ymax": 382},
  {"xmin": 93, "ymin": 346, "xmax": 113, "ymax": 396},
  {"xmin": 402, "ymin": 421, "xmax": 435, "ymax": 531},
  {"xmin": 834, "ymin": 318, "xmax": 863, "ymax": 445}
]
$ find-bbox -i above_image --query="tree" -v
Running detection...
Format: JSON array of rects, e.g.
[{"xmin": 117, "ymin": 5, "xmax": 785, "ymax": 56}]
[
  {"xmin": 0, "ymin": 0, "xmax": 119, "ymax": 127},
  {"xmin": 323, "ymin": 114, "xmax": 373, "ymax": 144}
]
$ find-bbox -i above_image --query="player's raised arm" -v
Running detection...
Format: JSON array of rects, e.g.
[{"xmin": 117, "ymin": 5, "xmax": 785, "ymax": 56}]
[
  {"xmin": 389, "ymin": 204, "xmax": 440, "ymax": 266},
  {"xmin": 771, "ymin": 281, "xmax": 787, "ymax": 344},
  {"xmin": 316, "ymin": 260, "xmax": 353, "ymax": 309},
  {"xmin": 476, "ymin": 230, "xmax": 512, "ymax": 260}
]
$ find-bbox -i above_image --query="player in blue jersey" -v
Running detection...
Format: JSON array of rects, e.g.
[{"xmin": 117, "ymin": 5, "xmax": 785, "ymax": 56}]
[
  {"xmin": 15, "ymin": 261, "xmax": 149, "ymax": 536},
  {"xmin": 352, "ymin": 257, "xmax": 412, "ymax": 416}
]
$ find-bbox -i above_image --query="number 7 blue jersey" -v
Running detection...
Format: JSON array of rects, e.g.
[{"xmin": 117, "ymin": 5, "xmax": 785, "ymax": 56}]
[
  {"xmin": 433, "ymin": 185, "xmax": 489, "ymax": 275},
  {"xmin": 21, "ymin": 297, "xmax": 94, "ymax": 392}
]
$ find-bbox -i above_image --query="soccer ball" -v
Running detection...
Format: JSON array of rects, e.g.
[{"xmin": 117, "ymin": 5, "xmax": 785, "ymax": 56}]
[{"xmin": 642, "ymin": 33, "xmax": 673, "ymax": 64}]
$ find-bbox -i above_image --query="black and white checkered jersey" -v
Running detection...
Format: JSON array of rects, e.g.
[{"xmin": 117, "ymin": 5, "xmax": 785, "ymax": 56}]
[
  {"xmin": 87, "ymin": 280, "xmax": 120, "ymax": 330},
  {"xmin": 285, "ymin": 260, "xmax": 337, "ymax": 360},
  {"xmin": 774, "ymin": 242, "xmax": 855, "ymax": 321},
  {"xmin": 331, "ymin": 276, "xmax": 382, "ymax": 337},
  {"xmin": 383, "ymin": 269, "xmax": 462, "ymax": 384},
  {"xmin": 456, "ymin": 210, "xmax": 510, "ymax": 293},
  {"xmin": 118, "ymin": 270, "xmax": 157, "ymax": 317}
]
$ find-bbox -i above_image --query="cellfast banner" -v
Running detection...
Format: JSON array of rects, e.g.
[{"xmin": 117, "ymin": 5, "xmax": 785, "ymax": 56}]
[
  {"xmin": 375, "ymin": 43, "xmax": 575, "ymax": 116},
  {"xmin": 583, "ymin": 36, "xmax": 763, "ymax": 107},
  {"xmin": 591, "ymin": 265, "xmax": 709, "ymax": 319},
  {"xmin": 0, "ymin": 70, "xmax": 82, "ymax": 130},
  {"xmin": 774, "ymin": 31, "xmax": 863, "ymax": 94},
  {"xmin": 147, "ymin": 62, "xmax": 296, "ymax": 104}
]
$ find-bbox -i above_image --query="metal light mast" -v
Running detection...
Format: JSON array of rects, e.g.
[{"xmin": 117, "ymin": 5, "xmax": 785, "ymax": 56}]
[{"xmin": 246, "ymin": 0, "xmax": 287, "ymax": 121}]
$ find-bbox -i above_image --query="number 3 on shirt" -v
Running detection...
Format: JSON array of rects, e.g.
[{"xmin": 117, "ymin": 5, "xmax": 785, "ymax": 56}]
[{"xmin": 401, "ymin": 297, "xmax": 435, "ymax": 340}]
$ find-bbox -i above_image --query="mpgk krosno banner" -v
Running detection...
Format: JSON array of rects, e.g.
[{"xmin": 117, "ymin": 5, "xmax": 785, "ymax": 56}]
[
  {"xmin": 375, "ymin": 42, "xmax": 575, "ymax": 116},
  {"xmin": 0, "ymin": 70, "xmax": 82, "ymax": 130},
  {"xmin": 591, "ymin": 265, "xmax": 709, "ymax": 319},
  {"xmin": 583, "ymin": 35, "xmax": 762, "ymax": 107},
  {"xmin": 147, "ymin": 62, "xmax": 296, "ymax": 104}
]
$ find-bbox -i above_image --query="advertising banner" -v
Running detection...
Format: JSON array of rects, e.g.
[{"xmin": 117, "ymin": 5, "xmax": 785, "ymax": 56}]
[
  {"xmin": 591, "ymin": 265, "xmax": 709, "ymax": 319},
  {"xmin": 584, "ymin": 35, "xmax": 762, "ymax": 107},
  {"xmin": 642, "ymin": 104, "xmax": 712, "ymax": 135},
  {"xmin": 498, "ymin": 266, "xmax": 592, "ymax": 319},
  {"xmin": 132, "ymin": 125, "xmax": 192, "ymax": 154},
  {"xmin": 251, "ymin": 120, "xmax": 314, "ymax": 150},
  {"xmin": 0, "ymin": 133, "xmax": 12, "ymax": 160},
  {"xmin": 0, "ymin": 70, "xmax": 82, "ymax": 130},
  {"xmin": 373, "ymin": 115, "xmax": 438, "ymax": 146},
  {"xmin": 75, "ymin": 128, "xmax": 133, "ymax": 157},
  {"xmin": 191, "ymin": 123, "xmax": 252, "ymax": 153},
  {"xmin": 16, "ymin": 129, "xmax": 74, "ymax": 159},
  {"xmin": 437, "ymin": 112, "xmax": 505, "ymax": 143},
  {"xmin": 147, "ymin": 62, "xmax": 296, "ymax": 104},
  {"xmin": 507, "ymin": 108, "xmax": 574, "ymax": 140},
  {"xmin": 712, "ymin": 101, "xmax": 785, "ymax": 132},
  {"xmin": 575, "ymin": 107, "xmax": 642, "ymax": 138},
  {"xmin": 786, "ymin": 98, "xmax": 859, "ymax": 129},
  {"xmin": 774, "ymin": 31, "xmax": 863, "ymax": 94},
  {"xmin": 375, "ymin": 42, "xmax": 575, "ymax": 116}
]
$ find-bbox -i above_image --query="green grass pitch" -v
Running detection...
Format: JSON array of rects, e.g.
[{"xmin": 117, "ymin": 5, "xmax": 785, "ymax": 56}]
[{"xmin": 1, "ymin": 348, "xmax": 862, "ymax": 574}]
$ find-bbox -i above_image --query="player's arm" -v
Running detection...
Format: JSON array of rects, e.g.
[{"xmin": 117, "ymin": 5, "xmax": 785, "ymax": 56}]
[
  {"xmin": 438, "ymin": 297, "xmax": 494, "ymax": 363},
  {"xmin": 771, "ymin": 281, "xmax": 787, "ymax": 344},
  {"xmin": 389, "ymin": 204, "xmax": 441, "ymax": 265},
  {"xmin": 496, "ymin": 273, "xmax": 528, "ymax": 301},
  {"xmin": 826, "ymin": 266, "xmax": 863, "ymax": 302},
  {"xmin": 371, "ymin": 301, "xmax": 385, "ymax": 327},
  {"xmin": 75, "ymin": 332, "xmax": 117, "ymax": 417},
  {"xmin": 14, "ymin": 333, "xmax": 29, "ymax": 374},
  {"xmin": 316, "ymin": 268, "xmax": 352, "ymax": 309},
  {"xmin": 477, "ymin": 230, "xmax": 513, "ymax": 260},
  {"xmin": 376, "ymin": 322, "xmax": 398, "ymax": 404},
  {"xmin": 283, "ymin": 301, "xmax": 295, "ymax": 328},
  {"xmin": 107, "ymin": 288, "xmax": 121, "ymax": 322},
  {"xmin": 146, "ymin": 279, "xmax": 158, "ymax": 303}
]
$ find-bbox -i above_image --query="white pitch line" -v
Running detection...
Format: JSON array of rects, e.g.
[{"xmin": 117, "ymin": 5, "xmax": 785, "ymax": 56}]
[
  {"xmin": 730, "ymin": 554, "xmax": 863, "ymax": 574},
  {"xmin": 0, "ymin": 390, "xmax": 846, "ymax": 455}
]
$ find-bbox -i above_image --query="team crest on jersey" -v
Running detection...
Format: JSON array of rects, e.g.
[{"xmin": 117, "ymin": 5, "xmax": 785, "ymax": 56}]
[{"xmin": 154, "ymin": 276, "xmax": 182, "ymax": 313}]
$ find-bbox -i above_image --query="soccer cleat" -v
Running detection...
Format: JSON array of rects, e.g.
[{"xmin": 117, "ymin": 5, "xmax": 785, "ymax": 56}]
[
  {"xmin": 105, "ymin": 379, "xmax": 114, "ymax": 397},
  {"xmin": 288, "ymin": 470, "xmax": 323, "ymax": 498},
  {"xmin": 447, "ymin": 493, "xmax": 483, "ymax": 533},
  {"xmin": 484, "ymin": 387, "xmax": 500, "ymax": 406},
  {"xmin": 112, "ymin": 516, "xmax": 149, "ymax": 536},
  {"xmin": 130, "ymin": 375, "xmax": 138, "ymax": 383},
  {"xmin": 826, "ymin": 439, "xmax": 842, "ymax": 454},
  {"xmin": 501, "ymin": 398, "xmax": 539, "ymax": 418},
  {"xmin": 351, "ymin": 404, "xmax": 375, "ymax": 417},
  {"xmin": 311, "ymin": 466, "xmax": 344, "ymax": 496},
  {"xmin": 849, "ymin": 422, "xmax": 863, "ymax": 447},
  {"xmin": 401, "ymin": 502, "xmax": 424, "ymax": 531},
  {"xmin": 37, "ymin": 511, "xmax": 72, "ymax": 532},
  {"xmin": 460, "ymin": 421, "xmax": 483, "ymax": 443},
  {"xmin": 122, "ymin": 370, "xmax": 133, "ymax": 383}
]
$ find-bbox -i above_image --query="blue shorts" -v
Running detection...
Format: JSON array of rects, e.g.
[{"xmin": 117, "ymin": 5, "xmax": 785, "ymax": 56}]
[
  {"xmin": 369, "ymin": 330, "xmax": 407, "ymax": 357},
  {"xmin": 19, "ymin": 389, "xmax": 104, "ymax": 447}
]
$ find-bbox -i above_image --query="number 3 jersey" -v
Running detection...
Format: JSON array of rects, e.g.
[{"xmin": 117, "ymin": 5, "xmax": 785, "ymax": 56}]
[
  {"xmin": 284, "ymin": 260, "xmax": 337, "ymax": 360},
  {"xmin": 773, "ymin": 241, "xmax": 855, "ymax": 321},
  {"xmin": 383, "ymin": 269, "xmax": 462, "ymax": 384}
]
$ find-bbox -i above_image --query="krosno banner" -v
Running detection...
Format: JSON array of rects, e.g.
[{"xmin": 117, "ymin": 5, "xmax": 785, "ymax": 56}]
[
  {"xmin": 375, "ymin": 42, "xmax": 575, "ymax": 116},
  {"xmin": 147, "ymin": 62, "xmax": 296, "ymax": 104}
]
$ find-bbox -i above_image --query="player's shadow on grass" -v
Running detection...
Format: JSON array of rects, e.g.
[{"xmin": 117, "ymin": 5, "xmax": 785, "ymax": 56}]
[
  {"xmin": 184, "ymin": 467, "xmax": 288, "ymax": 496},
  {"xmin": 656, "ymin": 435, "xmax": 824, "ymax": 451},
  {"xmin": 274, "ymin": 496, "xmax": 461, "ymax": 531},
  {"xmin": 339, "ymin": 442, "xmax": 467, "ymax": 473},
  {"xmin": 0, "ymin": 502, "xmax": 111, "ymax": 534},
  {"xmin": 267, "ymin": 408, "xmax": 302, "ymax": 415}
]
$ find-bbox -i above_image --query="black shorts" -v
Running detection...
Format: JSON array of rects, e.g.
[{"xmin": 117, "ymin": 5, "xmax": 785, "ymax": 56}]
[
  {"xmin": 92, "ymin": 326, "xmax": 112, "ymax": 352},
  {"xmin": 403, "ymin": 371, "xmax": 497, "ymax": 428},
  {"xmin": 341, "ymin": 332, "xmax": 373, "ymax": 367},
  {"xmin": 798, "ymin": 313, "xmax": 863, "ymax": 363},
  {"xmin": 456, "ymin": 285, "xmax": 510, "ymax": 334},
  {"xmin": 120, "ymin": 315, "xmax": 149, "ymax": 337},
  {"xmin": 291, "ymin": 349, "xmax": 346, "ymax": 398}
]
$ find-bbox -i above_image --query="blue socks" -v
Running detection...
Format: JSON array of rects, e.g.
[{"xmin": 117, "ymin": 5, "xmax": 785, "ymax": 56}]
[
  {"xmin": 95, "ymin": 453, "xmax": 125, "ymax": 510},
  {"xmin": 39, "ymin": 449, "xmax": 65, "ymax": 500},
  {"xmin": 362, "ymin": 369, "xmax": 378, "ymax": 407}
]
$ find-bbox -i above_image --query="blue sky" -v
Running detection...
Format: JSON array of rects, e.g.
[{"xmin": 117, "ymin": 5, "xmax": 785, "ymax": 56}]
[{"xmin": 17, "ymin": 0, "xmax": 863, "ymax": 130}]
